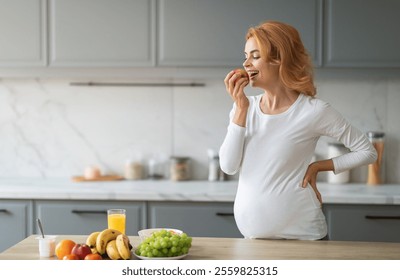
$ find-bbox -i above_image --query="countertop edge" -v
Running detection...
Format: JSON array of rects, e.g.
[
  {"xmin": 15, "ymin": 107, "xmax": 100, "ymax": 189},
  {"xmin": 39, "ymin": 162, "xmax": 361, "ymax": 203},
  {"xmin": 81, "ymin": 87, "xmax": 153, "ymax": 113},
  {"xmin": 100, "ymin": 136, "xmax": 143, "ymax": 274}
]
[{"xmin": 0, "ymin": 179, "xmax": 399, "ymax": 205}]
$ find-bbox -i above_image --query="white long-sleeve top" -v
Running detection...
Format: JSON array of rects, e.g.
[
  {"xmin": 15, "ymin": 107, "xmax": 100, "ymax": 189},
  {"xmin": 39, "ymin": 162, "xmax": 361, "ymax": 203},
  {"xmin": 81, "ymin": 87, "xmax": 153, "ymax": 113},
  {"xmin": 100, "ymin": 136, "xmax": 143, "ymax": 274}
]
[{"xmin": 219, "ymin": 93, "xmax": 377, "ymax": 240}]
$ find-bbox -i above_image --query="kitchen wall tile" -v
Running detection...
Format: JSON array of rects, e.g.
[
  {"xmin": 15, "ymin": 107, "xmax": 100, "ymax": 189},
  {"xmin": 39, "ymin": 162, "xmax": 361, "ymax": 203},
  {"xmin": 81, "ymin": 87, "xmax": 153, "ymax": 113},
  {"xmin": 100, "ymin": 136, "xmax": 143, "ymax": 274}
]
[{"xmin": 0, "ymin": 79, "xmax": 172, "ymax": 178}]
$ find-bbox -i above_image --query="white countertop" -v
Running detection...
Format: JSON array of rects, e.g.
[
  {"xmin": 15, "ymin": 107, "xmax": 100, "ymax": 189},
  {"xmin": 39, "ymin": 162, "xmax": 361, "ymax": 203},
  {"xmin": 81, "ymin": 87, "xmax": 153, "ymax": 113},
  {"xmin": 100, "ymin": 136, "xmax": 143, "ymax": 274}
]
[{"xmin": 0, "ymin": 178, "xmax": 399, "ymax": 205}]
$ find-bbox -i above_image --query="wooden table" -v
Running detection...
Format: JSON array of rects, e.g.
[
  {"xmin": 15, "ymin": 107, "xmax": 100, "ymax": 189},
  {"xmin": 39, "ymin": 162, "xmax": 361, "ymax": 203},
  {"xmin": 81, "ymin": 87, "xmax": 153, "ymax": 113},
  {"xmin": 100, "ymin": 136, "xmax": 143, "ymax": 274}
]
[{"xmin": 1, "ymin": 235, "xmax": 399, "ymax": 260}]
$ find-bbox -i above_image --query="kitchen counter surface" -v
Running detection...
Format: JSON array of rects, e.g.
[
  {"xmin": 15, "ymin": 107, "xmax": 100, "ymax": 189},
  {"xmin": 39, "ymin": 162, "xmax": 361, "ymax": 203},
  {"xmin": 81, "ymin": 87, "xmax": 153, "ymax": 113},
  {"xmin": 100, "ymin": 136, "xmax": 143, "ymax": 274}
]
[
  {"xmin": 1, "ymin": 234, "xmax": 399, "ymax": 260},
  {"xmin": 0, "ymin": 178, "xmax": 400, "ymax": 204}
]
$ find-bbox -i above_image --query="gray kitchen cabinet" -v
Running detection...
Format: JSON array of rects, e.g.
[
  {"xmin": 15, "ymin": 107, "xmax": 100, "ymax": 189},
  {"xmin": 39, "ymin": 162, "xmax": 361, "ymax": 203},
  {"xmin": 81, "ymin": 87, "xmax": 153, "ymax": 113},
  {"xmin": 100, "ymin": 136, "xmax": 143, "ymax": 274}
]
[
  {"xmin": 324, "ymin": 0, "xmax": 400, "ymax": 67},
  {"xmin": 323, "ymin": 204, "xmax": 400, "ymax": 242},
  {"xmin": 0, "ymin": 200, "xmax": 33, "ymax": 252},
  {"xmin": 34, "ymin": 200, "xmax": 146, "ymax": 235},
  {"xmin": 0, "ymin": 0, "xmax": 46, "ymax": 67},
  {"xmin": 49, "ymin": 0, "xmax": 155, "ymax": 67},
  {"xmin": 158, "ymin": 0, "xmax": 322, "ymax": 67},
  {"xmin": 148, "ymin": 202, "xmax": 242, "ymax": 238}
]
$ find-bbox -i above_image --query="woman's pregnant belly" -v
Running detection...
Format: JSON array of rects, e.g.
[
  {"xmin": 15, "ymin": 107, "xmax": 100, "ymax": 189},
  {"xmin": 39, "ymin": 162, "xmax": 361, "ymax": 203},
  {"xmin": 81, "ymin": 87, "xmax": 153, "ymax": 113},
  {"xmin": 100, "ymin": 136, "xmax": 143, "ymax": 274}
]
[{"xmin": 233, "ymin": 182, "xmax": 326, "ymax": 240}]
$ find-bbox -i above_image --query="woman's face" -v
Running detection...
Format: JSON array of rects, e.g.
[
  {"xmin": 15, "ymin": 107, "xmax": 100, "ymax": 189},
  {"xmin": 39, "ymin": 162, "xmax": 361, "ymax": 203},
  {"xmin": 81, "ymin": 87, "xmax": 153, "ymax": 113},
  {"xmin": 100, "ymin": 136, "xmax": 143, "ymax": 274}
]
[{"xmin": 243, "ymin": 37, "xmax": 280, "ymax": 89}]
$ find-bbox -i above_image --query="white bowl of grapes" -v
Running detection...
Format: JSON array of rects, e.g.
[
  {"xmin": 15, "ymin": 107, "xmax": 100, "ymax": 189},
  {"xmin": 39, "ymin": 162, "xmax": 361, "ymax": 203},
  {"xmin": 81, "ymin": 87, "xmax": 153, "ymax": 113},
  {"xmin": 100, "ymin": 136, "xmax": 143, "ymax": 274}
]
[{"xmin": 135, "ymin": 228, "xmax": 192, "ymax": 259}]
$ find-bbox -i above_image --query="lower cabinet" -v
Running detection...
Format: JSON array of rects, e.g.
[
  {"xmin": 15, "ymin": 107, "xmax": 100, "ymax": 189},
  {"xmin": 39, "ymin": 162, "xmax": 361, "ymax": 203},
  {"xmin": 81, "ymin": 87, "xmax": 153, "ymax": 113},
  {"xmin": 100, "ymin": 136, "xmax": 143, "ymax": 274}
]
[
  {"xmin": 323, "ymin": 204, "xmax": 400, "ymax": 242},
  {"xmin": 0, "ymin": 200, "xmax": 33, "ymax": 252},
  {"xmin": 4, "ymin": 198, "xmax": 400, "ymax": 252},
  {"xmin": 148, "ymin": 202, "xmax": 243, "ymax": 238},
  {"xmin": 34, "ymin": 200, "xmax": 146, "ymax": 236}
]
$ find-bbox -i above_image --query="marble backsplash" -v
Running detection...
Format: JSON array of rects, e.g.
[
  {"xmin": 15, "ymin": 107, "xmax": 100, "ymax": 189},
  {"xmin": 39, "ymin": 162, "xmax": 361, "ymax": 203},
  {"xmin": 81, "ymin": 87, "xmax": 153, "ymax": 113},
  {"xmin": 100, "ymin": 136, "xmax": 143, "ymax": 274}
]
[{"xmin": 0, "ymin": 75, "xmax": 399, "ymax": 183}]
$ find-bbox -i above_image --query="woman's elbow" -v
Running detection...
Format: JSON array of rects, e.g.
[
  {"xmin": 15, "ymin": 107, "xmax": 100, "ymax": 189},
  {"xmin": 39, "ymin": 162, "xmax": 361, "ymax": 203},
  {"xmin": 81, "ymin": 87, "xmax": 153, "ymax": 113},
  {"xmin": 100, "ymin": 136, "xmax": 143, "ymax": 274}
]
[
  {"xmin": 369, "ymin": 148, "xmax": 378, "ymax": 164},
  {"xmin": 219, "ymin": 161, "xmax": 239, "ymax": 175}
]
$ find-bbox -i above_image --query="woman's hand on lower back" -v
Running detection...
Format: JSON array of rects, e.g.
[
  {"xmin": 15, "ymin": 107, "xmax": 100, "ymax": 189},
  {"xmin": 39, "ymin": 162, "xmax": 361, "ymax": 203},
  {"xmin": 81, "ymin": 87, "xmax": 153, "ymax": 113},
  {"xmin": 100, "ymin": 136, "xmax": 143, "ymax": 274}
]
[{"xmin": 302, "ymin": 159, "xmax": 335, "ymax": 205}]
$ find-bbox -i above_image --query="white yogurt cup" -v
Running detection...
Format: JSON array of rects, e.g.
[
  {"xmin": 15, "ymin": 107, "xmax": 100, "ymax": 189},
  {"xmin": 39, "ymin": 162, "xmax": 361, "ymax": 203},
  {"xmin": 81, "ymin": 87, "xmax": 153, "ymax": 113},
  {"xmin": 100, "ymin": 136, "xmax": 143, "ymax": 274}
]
[{"xmin": 36, "ymin": 235, "xmax": 57, "ymax": 258}]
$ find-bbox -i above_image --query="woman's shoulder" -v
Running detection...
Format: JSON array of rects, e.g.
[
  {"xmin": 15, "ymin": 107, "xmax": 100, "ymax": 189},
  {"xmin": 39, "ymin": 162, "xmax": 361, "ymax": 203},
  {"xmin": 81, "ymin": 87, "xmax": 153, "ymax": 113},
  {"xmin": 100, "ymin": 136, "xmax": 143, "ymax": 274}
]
[
  {"xmin": 301, "ymin": 94, "xmax": 332, "ymax": 112},
  {"xmin": 301, "ymin": 94, "xmax": 344, "ymax": 122}
]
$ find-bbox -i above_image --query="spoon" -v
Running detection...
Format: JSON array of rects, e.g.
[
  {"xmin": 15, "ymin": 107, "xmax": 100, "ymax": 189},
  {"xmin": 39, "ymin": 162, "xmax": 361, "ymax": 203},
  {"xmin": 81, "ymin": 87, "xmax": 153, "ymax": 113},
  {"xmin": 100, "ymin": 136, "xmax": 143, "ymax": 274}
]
[{"xmin": 36, "ymin": 218, "xmax": 45, "ymax": 238}]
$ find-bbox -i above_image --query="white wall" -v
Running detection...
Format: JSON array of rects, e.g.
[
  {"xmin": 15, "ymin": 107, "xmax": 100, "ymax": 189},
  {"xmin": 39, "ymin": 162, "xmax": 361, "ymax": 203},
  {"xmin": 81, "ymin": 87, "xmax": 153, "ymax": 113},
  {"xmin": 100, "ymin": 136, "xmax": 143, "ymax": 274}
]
[{"xmin": 0, "ymin": 74, "xmax": 399, "ymax": 183}]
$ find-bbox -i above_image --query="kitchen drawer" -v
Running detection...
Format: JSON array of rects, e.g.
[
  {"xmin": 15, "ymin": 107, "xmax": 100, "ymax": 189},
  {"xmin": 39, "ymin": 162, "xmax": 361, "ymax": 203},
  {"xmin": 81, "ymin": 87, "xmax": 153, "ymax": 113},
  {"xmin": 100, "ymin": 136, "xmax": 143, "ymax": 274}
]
[
  {"xmin": 323, "ymin": 204, "xmax": 400, "ymax": 242},
  {"xmin": 34, "ymin": 200, "xmax": 146, "ymax": 235},
  {"xmin": 0, "ymin": 200, "xmax": 33, "ymax": 252},
  {"xmin": 148, "ymin": 202, "xmax": 242, "ymax": 238}
]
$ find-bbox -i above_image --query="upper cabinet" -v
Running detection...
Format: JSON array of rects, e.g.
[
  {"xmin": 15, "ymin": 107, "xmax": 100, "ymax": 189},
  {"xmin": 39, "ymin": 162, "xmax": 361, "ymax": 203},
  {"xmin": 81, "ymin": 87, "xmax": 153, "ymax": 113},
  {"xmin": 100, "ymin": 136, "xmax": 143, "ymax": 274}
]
[
  {"xmin": 324, "ymin": 0, "xmax": 400, "ymax": 67},
  {"xmin": 49, "ymin": 0, "xmax": 155, "ymax": 67},
  {"xmin": 1, "ymin": 0, "xmax": 399, "ymax": 70},
  {"xmin": 0, "ymin": 0, "xmax": 46, "ymax": 67},
  {"xmin": 158, "ymin": 0, "xmax": 322, "ymax": 67}
]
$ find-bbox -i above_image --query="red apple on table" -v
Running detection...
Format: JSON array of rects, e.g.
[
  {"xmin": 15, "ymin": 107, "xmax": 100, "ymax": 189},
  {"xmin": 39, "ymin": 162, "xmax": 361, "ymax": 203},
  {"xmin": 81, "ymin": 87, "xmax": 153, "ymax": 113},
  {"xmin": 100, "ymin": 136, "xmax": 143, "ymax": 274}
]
[{"xmin": 71, "ymin": 243, "xmax": 92, "ymax": 260}]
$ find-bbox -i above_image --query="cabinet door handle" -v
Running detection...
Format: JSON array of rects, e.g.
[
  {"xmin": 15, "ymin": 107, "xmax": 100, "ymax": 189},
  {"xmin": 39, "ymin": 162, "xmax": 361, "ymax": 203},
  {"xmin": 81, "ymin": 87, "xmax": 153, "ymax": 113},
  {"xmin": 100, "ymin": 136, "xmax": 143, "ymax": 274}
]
[
  {"xmin": 71, "ymin": 210, "xmax": 107, "ymax": 215},
  {"xmin": 0, "ymin": 209, "xmax": 8, "ymax": 213},
  {"xmin": 365, "ymin": 215, "xmax": 400, "ymax": 220},
  {"xmin": 216, "ymin": 212, "xmax": 234, "ymax": 217}
]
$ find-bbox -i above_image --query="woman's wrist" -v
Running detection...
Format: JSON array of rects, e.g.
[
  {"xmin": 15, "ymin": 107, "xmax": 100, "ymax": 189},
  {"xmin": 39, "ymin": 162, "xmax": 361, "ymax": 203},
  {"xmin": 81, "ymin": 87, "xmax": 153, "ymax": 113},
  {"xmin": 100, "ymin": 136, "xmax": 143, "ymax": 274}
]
[
  {"xmin": 233, "ymin": 107, "xmax": 248, "ymax": 127},
  {"xmin": 312, "ymin": 159, "xmax": 334, "ymax": 173}
]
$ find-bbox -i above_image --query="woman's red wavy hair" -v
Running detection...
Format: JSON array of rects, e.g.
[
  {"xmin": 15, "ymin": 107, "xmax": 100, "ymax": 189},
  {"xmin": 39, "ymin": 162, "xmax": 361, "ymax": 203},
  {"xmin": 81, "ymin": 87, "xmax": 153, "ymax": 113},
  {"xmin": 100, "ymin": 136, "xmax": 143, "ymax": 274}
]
[{"xmin": 246, "ymin": 21, "xmax": 316, "ymax": 97}]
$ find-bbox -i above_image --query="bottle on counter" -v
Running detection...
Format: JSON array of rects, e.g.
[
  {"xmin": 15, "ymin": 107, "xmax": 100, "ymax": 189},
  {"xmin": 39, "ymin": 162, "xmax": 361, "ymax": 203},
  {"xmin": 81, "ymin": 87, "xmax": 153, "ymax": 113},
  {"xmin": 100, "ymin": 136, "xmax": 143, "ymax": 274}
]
[
  {"xmin": 208, "ymin": 156, "xmax": 220, "ymax": 181},
  {"xmin": 367, "ymin": 131, "xmax": 385, "ymax": 185},
  {"xmin": 207, "ymin": 149, "xmax": 220, "ymax": 182},
  {"xmin": 327, "ymin": 142, "xmax": 350, "ymax": 184},
  {"xmin": 170, "ymin": 156, "xmax": 191, "ymax": 181}
]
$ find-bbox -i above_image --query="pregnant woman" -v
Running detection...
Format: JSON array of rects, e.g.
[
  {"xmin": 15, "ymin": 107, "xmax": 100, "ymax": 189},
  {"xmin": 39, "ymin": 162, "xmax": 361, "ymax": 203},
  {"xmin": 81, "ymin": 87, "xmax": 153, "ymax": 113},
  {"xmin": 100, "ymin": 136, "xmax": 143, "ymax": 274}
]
[{"xmin": 219, "ymin": 21, "xmax": 377, "ymax": 240}]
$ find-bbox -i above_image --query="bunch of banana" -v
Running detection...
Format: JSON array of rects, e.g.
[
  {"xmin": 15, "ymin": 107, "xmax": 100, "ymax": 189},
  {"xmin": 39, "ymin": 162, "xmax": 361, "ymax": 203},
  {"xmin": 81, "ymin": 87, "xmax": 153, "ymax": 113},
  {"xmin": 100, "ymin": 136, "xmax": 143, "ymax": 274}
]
[{"xmin": 86, "ymin": 228, "xmax": 133, "ymax": 260}]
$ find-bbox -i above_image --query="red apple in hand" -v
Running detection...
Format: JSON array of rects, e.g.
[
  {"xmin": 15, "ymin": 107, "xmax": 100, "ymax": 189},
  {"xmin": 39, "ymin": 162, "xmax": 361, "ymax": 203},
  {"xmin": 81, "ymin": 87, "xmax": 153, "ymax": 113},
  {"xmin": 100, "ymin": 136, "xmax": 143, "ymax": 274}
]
[
  {"xmin": 234, "ymin": 68, "xmax": 249, "ymax": 85},
  {"xmin": 234, "ymin": 68, "xmax": 249, "ymax": 79},
  {"xmin": 71, "ymin": 243, "xmax": 92, "ymax": 260}
]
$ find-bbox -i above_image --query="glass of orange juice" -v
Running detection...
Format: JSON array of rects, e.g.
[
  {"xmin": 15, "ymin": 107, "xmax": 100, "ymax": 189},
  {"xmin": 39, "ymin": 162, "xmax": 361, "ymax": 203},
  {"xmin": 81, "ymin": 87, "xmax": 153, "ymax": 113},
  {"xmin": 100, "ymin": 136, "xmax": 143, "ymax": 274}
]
[{"xmin": 107, "ymin": 209, "xmax": 126, "ymax": 234}]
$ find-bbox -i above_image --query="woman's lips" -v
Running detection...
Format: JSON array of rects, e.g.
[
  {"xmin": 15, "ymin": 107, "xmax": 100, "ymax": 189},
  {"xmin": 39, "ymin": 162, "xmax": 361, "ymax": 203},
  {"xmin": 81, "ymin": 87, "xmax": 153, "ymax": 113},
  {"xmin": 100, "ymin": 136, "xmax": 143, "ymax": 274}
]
[{"xmin": 248, "ymin": 70, "xmax": 259, "ymax": 79}]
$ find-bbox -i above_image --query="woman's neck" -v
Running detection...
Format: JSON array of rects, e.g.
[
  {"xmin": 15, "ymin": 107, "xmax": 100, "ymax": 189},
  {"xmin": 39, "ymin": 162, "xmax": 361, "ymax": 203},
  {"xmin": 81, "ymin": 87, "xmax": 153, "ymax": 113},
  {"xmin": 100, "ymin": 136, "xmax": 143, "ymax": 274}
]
[{"xmin": 260, "ymin": 88, "xmax": 299, "ymax": 115}]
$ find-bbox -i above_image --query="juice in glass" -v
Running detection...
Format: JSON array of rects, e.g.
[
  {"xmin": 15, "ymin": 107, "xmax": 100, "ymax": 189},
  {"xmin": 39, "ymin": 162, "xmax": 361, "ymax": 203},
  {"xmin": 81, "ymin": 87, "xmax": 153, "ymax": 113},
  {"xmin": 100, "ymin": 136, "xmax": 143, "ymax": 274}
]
[{"xmin": 107, "ymin": 209, "xmax": 126, "ymax": 234}]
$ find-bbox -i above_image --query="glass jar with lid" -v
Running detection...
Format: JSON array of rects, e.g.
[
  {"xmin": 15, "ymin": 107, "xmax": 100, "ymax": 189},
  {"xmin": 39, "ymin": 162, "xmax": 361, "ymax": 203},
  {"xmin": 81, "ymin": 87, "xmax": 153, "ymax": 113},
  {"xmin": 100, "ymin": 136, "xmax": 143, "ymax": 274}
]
[
  {"xmin": 170, "ymin": 157, "xmax": 190, "ymax": 181},
  {"xmin": 367, "ymin": 131, "xmax": 385, "ymax": 185}
]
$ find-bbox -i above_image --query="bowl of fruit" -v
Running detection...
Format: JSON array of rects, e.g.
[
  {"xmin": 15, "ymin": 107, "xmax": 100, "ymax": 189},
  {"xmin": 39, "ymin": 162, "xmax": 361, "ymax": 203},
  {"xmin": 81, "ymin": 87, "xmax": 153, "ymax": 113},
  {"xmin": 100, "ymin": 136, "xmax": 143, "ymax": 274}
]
[{"xmin": 135, "ymin": 228, "xmax": 192, "ymax": 259}]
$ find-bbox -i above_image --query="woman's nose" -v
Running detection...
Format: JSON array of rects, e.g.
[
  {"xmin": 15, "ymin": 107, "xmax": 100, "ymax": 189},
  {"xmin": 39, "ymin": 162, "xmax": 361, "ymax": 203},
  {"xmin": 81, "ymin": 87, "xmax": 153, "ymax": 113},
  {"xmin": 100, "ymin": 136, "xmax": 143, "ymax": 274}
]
[{"xmin": 243, "ymin": 59, "xmax": 250, "ymax": 68}]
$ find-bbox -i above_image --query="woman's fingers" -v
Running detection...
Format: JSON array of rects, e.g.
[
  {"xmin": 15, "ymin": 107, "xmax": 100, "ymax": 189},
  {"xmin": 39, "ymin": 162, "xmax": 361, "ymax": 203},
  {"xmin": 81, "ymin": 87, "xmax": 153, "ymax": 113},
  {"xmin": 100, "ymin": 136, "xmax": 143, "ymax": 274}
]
[
  {"xmin": 224, "ymin": 71, "xmax": 236, "ymax": 93},
  {"xmin": 302, "ymin": 169, "xmax": 322, "ymax": 206},
  {"xmin": 309, "ymin": 182, "xmax": 322, "ymax": 205}
]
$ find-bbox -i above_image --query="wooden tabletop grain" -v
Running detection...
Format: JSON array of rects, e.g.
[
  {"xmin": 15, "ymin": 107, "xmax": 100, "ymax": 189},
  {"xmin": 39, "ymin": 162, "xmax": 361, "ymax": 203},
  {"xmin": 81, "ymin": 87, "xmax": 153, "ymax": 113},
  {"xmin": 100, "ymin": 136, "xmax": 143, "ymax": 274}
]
[{"xmin": 1, "ymin": 235, "xmax": 399, "ymax": 260}]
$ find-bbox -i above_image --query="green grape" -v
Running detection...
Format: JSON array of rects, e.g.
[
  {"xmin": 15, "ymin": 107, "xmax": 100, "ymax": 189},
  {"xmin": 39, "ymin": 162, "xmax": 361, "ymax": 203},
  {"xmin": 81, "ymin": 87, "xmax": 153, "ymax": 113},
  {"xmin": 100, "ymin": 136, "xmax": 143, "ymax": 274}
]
[
  {"xmin": 152, "ymin": 249, "xmax": 159, "ymax": 257},
  {"xmin": 153, "ymin": 240, "xmax": 161, "ymax": 249},
  {"xmin": 140, "ymin": 251, "xmax": 147, "ymax": 257}
]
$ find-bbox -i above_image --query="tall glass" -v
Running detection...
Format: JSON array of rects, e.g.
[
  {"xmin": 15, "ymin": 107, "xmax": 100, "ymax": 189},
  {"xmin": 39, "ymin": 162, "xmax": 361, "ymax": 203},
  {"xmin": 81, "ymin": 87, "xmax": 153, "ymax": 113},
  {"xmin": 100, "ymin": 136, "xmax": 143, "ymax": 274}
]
[{"xmin": 107, "ymin": 209, "xmax": 126, "ymax": 234}]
